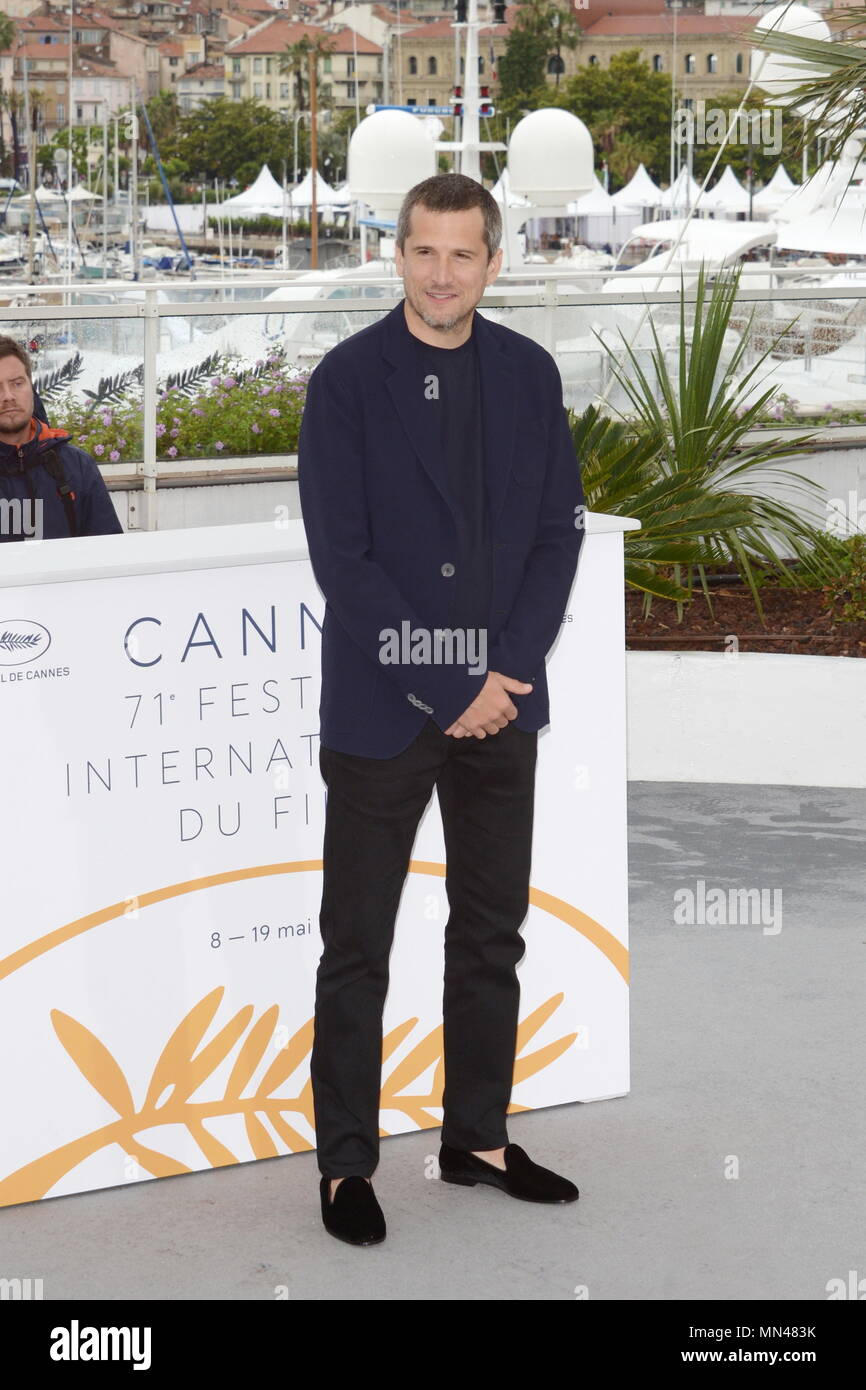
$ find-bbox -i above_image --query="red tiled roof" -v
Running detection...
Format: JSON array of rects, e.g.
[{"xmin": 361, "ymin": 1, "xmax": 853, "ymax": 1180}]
[
  {"xmin": 581, "ymin": 14, "xmax": 757, "ymax": 38},
  {"xmin": 326, "ymin": 28, "xmax": 382, "ymax": 55},
  {"xmin": 15, "ymin": 43, "xmax": 74, "ymax": 61},
  {"xmin": 180, "ymin": 62, "xmax": 224, "ymax": 79},
  {"xmin": 227, "ymin": 17, "xmax": 380, "ymax": 55},
  {"xmin": 17, "ymin": 16, "xmax": 68, "ymax": 32}
]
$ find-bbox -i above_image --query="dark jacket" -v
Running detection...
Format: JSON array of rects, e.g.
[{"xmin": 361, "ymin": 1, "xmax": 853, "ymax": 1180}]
[
  {"xmin": 0, "ymin": 417, "xmax": 124, "ymax": 542},
  {"xmin": 298, "ymin": 297, "xmax": 586, "ymax": 758}
]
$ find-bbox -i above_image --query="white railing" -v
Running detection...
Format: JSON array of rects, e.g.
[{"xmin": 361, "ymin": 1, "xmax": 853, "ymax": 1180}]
[{"xmin": 2, "ymin": 271, "xmax": 866, "ymax": 528}]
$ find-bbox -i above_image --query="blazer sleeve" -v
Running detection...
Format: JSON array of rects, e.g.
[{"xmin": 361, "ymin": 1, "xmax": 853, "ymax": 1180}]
[
  {"xmin": 298, "ymin": 354, "xmax": 488, "ymax": 730},
  {"xmin": 486, "ymin": 359, "xmax": 585, "ymax": 684}
]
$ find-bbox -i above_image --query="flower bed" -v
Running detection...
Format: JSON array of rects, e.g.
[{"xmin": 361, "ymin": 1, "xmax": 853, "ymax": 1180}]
[{"xmin": 40, "ymin": 349, "xmax": 311, "ymax": 466}]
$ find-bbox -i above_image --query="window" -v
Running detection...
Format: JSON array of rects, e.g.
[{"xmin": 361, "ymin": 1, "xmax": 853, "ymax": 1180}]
[
  {"xmin": 280, "ymin": 81, "xmax": 289, "ymax": 98},
  {"xmin": 736, "ymin": 52, "xmax": 744, "ymax": 74},
  {"xmin": 233, "ymin": 57, "xmax": 241, "ymax": 74},
  {"xmin": 707, "ymin": 53, "xmax": 717, "ymax": 74},
  {"xmin": 323, "ymin": 55, "xmax": 331, "ymax": 72},
  {"xmin": 685, "ymin": 53, "xmax": 695, "ymax": 74},
  {"xmin": 56, "ymin": 101, "xmax": 65, "ymax": 122},
  {"xmin": 547, "ymin": 54, "xmax": 564, "ymax": 74},
  {"xmin": 478, "ymin": 55, "xmax": 484, "ymax": 72},
  {"xmin": 347, "ymin": 56, "xmax": 355, "ymax": 75},
  {"xmin": 76, "ymin": 104, "xmax": 84, "ymax": 120},
  {"xmin": 409, "ymin": 55, "xmax": 417, "ymax": 75},
  {"xmin": 588, "ymin": 55, "xmax": 598, "ymax": 66},
  {"xmin": 253, "ymin": 81, "xmax": 262, "ymax": 97},
  {"xmin": 253, "ymin": 56, "xmax": 263, "ymax": 73},
  {"xmin": 266, "ymin": 57, "xmax": 273, "ymax": 73},
  {"xmin": 231, "ymin": 81, "xmax": 242, "ymax": 99},
  {"xmin": 346, "ymin": 81, "xmax": 356, "ymax": 97},
  {"xmin": 407, "ymin": 96, "xmax": 416, "ymax": 106},
  {"xmin": 266, "ymin": 82, "xmax": 271, "ymax": 98},
  {"xmin": 322, "ymin": 83, "xmax": 332, "ymax": 98},
  {"xmin": 428, "ymin": 55, "xmax": 437, "ymax": 76},
  {"xmin": 653, "ymin": 54, "xmax": 663, "ymax": 72},
  {"xmin": 169, "ymin": 56, "xmax": 178, "ymax": 67}
]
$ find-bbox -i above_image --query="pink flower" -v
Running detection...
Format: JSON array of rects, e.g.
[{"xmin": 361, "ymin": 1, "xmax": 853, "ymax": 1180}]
[
  {"xmin": 192, "ymin": 408, "xmax": 204, "ymax": 417},
  {"xmin": 94, "ymin": 444, "xmax": 104, "ymax": 455},
  {"xmin": 109, "ymin": 450, "xmax": 120, "ymax": 461},
  {"xmin": 260, "ymin": 384, "xmax": 272, "ymax": 396},
  {"xmin": 156, "ymin": 422, "xmax": 166, "ymax": 437},
  {"xmin": 170, "ymin": 428, "xmax": 179, "ymax": 437},
  {"xmin": 269, "ymin": 407, "xmax": 280, "ymax": 417},
  {"xmin": 167, "ymin": 445, "xmax": 178, "ymax": 457},
  {"xmin": 117, "ymin": 436, "xmax": 126, "ymax": 447},
  {"xmin": 251, "ymin": 423, "xmax": 261, "ymax": 434},
  {"xmin": 215, "ymin": 441, "xmax": 225, "ymax": 451},
  {"xmin": 221, "ymin": 376, "xmax": 236, "ymax": 388}
]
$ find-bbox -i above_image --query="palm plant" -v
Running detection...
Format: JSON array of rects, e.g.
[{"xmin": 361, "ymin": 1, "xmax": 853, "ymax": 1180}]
[
  {"xmin": 279, "ymin": 34, "xmax": 339, "ymax": 115},
  {"xmin": 750, "ymin": 6, "xmax": 866, "ymax": 168},
  {"xmin": 583, "ymin": 262, "xmax": 849, "ymax": 618}
]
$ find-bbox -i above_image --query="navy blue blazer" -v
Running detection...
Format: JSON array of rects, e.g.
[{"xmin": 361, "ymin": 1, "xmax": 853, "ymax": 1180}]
[{"xmin": 298, "ymin": 296, "xmax": 586, "ymax": 758}]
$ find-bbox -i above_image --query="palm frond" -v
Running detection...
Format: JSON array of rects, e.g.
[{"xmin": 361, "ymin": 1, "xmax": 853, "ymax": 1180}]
[
  {"xmin": 82, "ymin": 364, "xmax": 144, "ymax": 411},
  {"xmin": 33, "ymin": 352, "xmax": 84, "ymax": 402},
  {"xmin": 162, "ymin": 351, "xmax": 223, "ymax": 397}
]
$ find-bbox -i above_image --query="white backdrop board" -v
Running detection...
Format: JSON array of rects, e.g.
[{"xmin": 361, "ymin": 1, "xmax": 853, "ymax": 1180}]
[{"xmin": 0, "ymin": 515, "xmax": 636, "ymax": 1207}]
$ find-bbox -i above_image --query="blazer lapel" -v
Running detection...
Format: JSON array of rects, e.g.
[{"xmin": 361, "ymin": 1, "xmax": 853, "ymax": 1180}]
[{"xmin": 382, "ymin": 298, "xmax": 517, "ymax": 527}]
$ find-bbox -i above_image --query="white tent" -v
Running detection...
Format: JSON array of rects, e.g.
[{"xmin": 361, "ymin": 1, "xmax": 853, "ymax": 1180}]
[
  {"xmin": 66, "ymin": 184, "xmax": 102, "ymax": 202},
  {"xmin": 217, "ymin": 164, "xmax": 285, "ymax": 215},
  {"xmin": 660, "ymin": 167, "xmax": 702, "ymax": 213},
  {"xmin": 490, "ymin": 167, "xmax": 530, "ymax": 208},
  {"xmin": 34, "ymin": 184, "xmax": 65, "ymax": 202},
  {"xmin": 773, "ymin": 206, "xmax": 866, "ymax": 257},
  {"xmin": 702, "ymin": 166, "xmax": 752, "ymax": 216},
  {"xmin": 288, "ymin": 168, "xmax": 341, "ymax": 210},
  {"xmin": 566, "ymin": 174, "xmax": 614, "ymax": 216},
  {"xmin": 753, "ymin": 164, "xmax": 798, "ymax": 215},
  {"xmin": 771, "ymin": 160, "xmax": 854, "ymax": 224},
  {"xmin": 611, "ymin": 163, "xmax": 664, "ymax": 211}
]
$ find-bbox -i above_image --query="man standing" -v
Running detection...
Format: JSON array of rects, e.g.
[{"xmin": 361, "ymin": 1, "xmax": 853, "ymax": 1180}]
[
  {"xmin": 298, "ymin": 173, "xmax": 585, "ymax": 1246},
  {"xmin": 0, "ymin": 337, "xmax": 123, "ymax": 542}
]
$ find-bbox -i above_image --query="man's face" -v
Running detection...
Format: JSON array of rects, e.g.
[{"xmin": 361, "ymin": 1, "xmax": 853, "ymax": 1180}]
[
  {"xmin": 396, "ymin": 204, "xmax": 503, "ymax": 338},
  {"xmin": 0, "ymin": 355, "xmax": 34, "ymax": 442}
]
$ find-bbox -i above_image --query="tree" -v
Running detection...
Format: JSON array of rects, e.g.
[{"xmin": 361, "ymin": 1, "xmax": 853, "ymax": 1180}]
[
  {"xmin": 172, "ymin": 97, "xmax": 293, "ymax": 184},
  {"xmin": 143, "ymin": 90, "xmax": 180, "ymax": 155},
  {"xmin": 498, "ymin": 1, "xmax": 582, "ymax": 117},
  {"xmin": 279, "ymin": 33, "xmax": 339, "ymax": 114},
  {"xmin": 552, "ymin": 49, "xmax": 673, "ymax": 186}
]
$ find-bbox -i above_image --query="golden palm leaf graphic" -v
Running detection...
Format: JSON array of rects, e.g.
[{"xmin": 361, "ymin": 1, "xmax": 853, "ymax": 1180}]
[{"xmin": 0, "ymin": 987, "xmax": 578, "ymax": 1207}]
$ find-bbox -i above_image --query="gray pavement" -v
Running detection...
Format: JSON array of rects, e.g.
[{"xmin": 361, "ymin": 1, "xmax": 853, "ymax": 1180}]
[{"xmin": 3, "ymin": 782, "xmax": 863, "ymax": 1301}]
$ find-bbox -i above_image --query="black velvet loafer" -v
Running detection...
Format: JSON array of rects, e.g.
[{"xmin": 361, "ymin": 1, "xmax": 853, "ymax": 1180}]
[
  {"xmin": 320, "ymin": 1176, "xmax": 386, "ymax": 1245},
  {"xmin": 438, "ymin": 1142, "xmax": 579, "ymax": 1203}
]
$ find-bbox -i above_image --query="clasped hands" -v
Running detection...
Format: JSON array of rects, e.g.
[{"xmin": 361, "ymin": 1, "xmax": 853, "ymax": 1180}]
[{"xmin": 443, "ymin": 671, "xmax": 533, "ymax": 739}]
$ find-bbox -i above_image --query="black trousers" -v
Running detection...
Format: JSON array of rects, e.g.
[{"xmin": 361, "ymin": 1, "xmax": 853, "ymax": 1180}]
[{"xmin": 312, "ymin": 716, "xmax": 539, "ymax": 1177}]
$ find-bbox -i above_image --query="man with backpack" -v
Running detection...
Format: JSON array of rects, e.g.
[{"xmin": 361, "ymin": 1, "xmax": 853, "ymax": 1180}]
[{"xmin": 0, "ymin": 336, "xmax": 123, "ymax": 542}]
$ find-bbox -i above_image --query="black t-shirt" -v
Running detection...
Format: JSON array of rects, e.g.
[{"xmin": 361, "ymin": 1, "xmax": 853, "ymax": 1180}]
[{"xmin": 412, "ymin": 319, "xmax": 492, "ymax": 640}]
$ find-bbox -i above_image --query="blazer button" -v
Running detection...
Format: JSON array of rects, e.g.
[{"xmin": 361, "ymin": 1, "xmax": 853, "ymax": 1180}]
[{"xmin": 441, "ymin": 562, "xmax": 455, "ymax": 577}]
